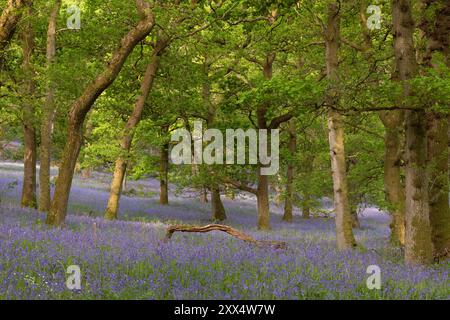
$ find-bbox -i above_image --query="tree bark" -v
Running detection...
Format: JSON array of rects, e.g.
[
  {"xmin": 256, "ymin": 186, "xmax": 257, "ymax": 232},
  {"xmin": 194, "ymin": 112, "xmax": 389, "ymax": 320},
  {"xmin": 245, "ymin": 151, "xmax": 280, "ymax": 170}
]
[
  {"xmin": 255, "ymin": 53, "xmax": 276, "ymax": 230},
  {"xmin": 46, "ymin": 2, "xmax": 155, "ymax": 226},
  {"xmin": 380, "ymin": 110, "xmax": 406, "ymax": 245},
  {"xmin": 78, "ymin": 112, "xmax": 94, "ymax": 179},
  {"xmin": 105, "ymin": 33, "xmax": 166, "ymax": 220},
  {"xmin": 20, "ymin": 5, "xmax": 36, "ymax": 209},
  {"xmin": 159, "ymin": 140, "xmax": 169, "ymax": 205},
  {"xmin": 350, "ymin": 207, "xmax": 361, "ymax": 229},
  {"xmin": 283, "ymin": 120, "xmax": 296, "ymax": 222},
  {"xmin": 0, "ymin": 0, "xmax": 31, "ymax": 51},
  {"xmin": 302, "ymin": 192, "xmax": 311, "ymax": 219},
  {"xmin": 256, "ymin": 169, "xmax": 270, "ymax": 230},
  {"xmin": 420, "ymin": 0, "xmax": 450, "ymax": 260},
  {"xmin": 165, "ymin": 224, "xmax": 286, "ymax": 249},
  {"xmin": 427, "ymin": 113, "xmax": 450, "ymax": 258},
  {"xmin": 301, "ymin": 153, "xmax": 315, "ymax": 219},
  {"xmin": 325, "ymin": 2, "xmax": 356, "ymax": 250},
  {"xmin": 299, "ymin": 143, "xmax": 315, "ymax": 219},
  {"xmin": 39, "ymin": 0, "xmax": 60, "ymax": 212},
  {"xmin": 199, "ymin": 188, "xmax": 208, "ymax": 203},
  {"xmin": 75, "ymin": 112, "xmax": 94, "ymax": 180},
  {"xmin": 203, "ymin": 65, "xmax": 226, "ymax": 220},
  {"xmin": 211, "ymin": 186, "xmax": 226, "ymax": 221},
  {"xmin": 252, "ymin": 50, "xmax": 294, "ymax": 230},
  {"xmin": 0, "ymin": 130, "xmax": 3, "ymax": 158},
  {"xmin": 234, "ymin": 12, "xmax": 293, "ymax": 230},
  {"xmin": 392, "ymin": 0, "xmax": 432, "ymax": 264}
]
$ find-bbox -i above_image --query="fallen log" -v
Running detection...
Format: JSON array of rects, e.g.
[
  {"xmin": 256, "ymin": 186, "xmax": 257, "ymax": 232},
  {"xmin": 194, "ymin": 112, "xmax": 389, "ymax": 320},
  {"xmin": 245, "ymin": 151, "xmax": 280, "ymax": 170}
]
[{"xmin": 164, "ymin": 224, "xmax": 287, "ymax": 249}]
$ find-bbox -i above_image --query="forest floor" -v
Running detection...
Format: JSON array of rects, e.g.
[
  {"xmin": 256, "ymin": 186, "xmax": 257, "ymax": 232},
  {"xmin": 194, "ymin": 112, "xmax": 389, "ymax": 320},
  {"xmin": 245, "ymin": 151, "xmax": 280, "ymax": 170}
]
[{"xmin": 0, "ymin": 162, "xmax": 448, "ymax": 299}]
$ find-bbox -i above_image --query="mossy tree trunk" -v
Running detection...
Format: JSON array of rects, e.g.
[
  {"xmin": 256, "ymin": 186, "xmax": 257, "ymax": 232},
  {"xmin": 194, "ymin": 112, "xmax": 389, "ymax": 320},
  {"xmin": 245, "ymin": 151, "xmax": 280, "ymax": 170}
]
[
  {"xmin": 325, "ymin": 2, "xmax": 356, "ymax": 250},
  {"xmin": 380, "ymin": 110, "xmax": 406, "ymax": 245},
  {"xmin": 203, "ymin": 61, "xmax": 226, "ymax": 220},
  {"xmin": 20, "ymin": 5, "xmax": 37, "ymax": 209},
  {"xmin": 39, "ymin": 0, "xmax": 61, "ymax": 212},
  {"xmin": 46, "ymin": 2, "xmax": 155, "ymax": 226},
  {"xmin": 392, "ymin": 0, "xmax": 432, "ymax": 265},
  {"xmin": 254, "ymin": 52, "xmax": 276, "ymax": 231},
  {"xmin": 159, "ymin": 134, "xmax": 169, "ymax": 205},
  {"xmin": 426, "ymin": 112, "xmax": 450, "ymax": 258},
  {"xmin": 105, "ymin": 34, "xmax": 166, "ymax": 220},
  {"xmin": 283, "ymin": 120, "xmax": 296, "ymax": 222},
  {"xmin": 211, "ymin": 186, "xmax": 226, "ymax": 221},
  {"xmin": 419, "ymin": 0, "xmax": 450, "ymax": 259},
  {"xmin": 0, "ymin": 0, "xmax": 32, "ymax": 51}
]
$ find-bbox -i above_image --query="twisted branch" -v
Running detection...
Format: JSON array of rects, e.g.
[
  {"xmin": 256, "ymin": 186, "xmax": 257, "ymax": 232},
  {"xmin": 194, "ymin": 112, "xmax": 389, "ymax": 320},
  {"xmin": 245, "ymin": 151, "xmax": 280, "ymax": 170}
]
[{"xmin": 165, "ymin": 224, "xmax": 286, "ymax": 249}]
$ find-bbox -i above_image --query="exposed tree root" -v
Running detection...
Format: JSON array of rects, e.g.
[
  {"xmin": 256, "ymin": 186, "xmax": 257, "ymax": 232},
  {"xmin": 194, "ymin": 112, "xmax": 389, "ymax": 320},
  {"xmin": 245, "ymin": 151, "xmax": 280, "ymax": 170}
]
[{"xmin": 164, "ymin": 224, "xmax": 287, "ymax": 249}]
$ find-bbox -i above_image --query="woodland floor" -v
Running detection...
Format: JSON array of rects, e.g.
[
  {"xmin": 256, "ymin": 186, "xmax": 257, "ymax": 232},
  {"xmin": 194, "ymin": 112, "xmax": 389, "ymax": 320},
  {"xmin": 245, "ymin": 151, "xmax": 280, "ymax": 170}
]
[{"xmin": 0, "ymin": 162, "xmax": 448, "ymax": 299}]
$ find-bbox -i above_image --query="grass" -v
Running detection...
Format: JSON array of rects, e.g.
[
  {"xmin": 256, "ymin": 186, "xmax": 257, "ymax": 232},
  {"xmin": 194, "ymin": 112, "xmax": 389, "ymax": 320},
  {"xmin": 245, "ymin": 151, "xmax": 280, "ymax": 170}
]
[{"xmin": 0, "ymin": 165, "xmax": 448, "ymax": 300}]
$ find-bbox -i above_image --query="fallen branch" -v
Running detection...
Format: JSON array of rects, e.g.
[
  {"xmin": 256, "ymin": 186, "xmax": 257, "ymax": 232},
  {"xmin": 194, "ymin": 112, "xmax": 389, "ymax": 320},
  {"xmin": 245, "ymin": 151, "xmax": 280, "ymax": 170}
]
[{"xmin": 164, "ymin": 224, "xmax": 287, "ymax": 250}]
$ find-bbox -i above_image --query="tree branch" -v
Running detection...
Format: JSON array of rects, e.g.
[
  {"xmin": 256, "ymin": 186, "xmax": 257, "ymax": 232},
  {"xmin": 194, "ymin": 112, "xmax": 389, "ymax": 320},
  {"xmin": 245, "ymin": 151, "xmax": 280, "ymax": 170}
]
[
  {"xmin": 223, "ymin": 178, "xmax": 257, "ymax": 195},
  {"xmin": 269, "ymin": 111, "xmax": 294, "ymax": 129},
  {"xmin": 164, "ymin": 224, "xmax": 287, "ymax": 249}
]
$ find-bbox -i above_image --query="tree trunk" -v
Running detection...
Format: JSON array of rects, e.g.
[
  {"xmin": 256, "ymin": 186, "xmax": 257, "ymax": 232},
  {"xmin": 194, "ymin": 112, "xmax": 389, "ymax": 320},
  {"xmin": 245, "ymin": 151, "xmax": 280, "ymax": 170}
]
[
  {"xmin": 104, "ymin": 158, "xmax": 126, "ymax": 220},
  {"xmin": 302, "ymin": 192, "xmax": 311, "ymax": 219},
  {"xmin": 427, "ymin": 112, "xmax": 450, "ymax": 258},
  {"xmin": 325, "ymin": 2, "xmax": 356, "ymax": 250},
  {"xmin": 404, "ymin": 110, "xmax": 432, "ymax": 264},
  {"xmin": 257, "ymin": 169, "xmax": 270, "ymax": 230},
  {"xmin": 255, "ymin": 53, "xmax": 276, "ymax": 230},
  {"xmin": 39, "ymin": 0, "xmax": 60, "ymax": 212},
  {"xmin": 105, "ymin": 33, "xmax": 166, "ymax": 220},
  {"xmin": 350, "ymin": 208, "xmax": 361, "ymax": 229},
  {"xmin": 47, "ymin": 121, "xmax": 82, "ymax": 227},
  {"xmin": 46, "ymin": 3, "xmax": 155, "ymax": 226},
  {"xmin": 122, "ymin": 169, "xmax": 127, "ymax": 193},
  {"xmin": 0, "ymin": 0, "xmax": 31, "ymax": 51},
  {"xmin": 20, "ymin": 6, "xmax": 36, "ymax": 209},
  {"xmin": 211, "ymin": 186, "xmax": 226, "ymax": 221},
  {"xmin": 328, "ymin": 110, "xmax": 355, "ymax": 249},
  {"xmin": 380, "ymin": 110, "xmax": 406, "ymax": 245},
  {"xmin": 159, "ymin": 141, "xmax": 169, "ymax": 205},
  {"xmin": 199, "ymin": 188, "xmax": 208, "ymax": 203},
  {"xmin": 0, "ymin": 130, "xmax": 3, "ymax": 158},
  {"xmin": 392, "ymin": 0, "xmax": 432, "ymax": 265},
  {"xmin": 283, "ymin": 120, "xmax": 296, "ymax": 222},
  {"xmin": 22, "ymin": 118, "xmax": 37, "ymax": 208},
  {"xmin": 78, "ymin": 112, "xmax": 94, "ymax": 180},
  {"xmin": 203, "ymin": 64, "xmax": 226, "ymax": 220},
  {"xmin": 301, "ymin": 149, "xmax": 314, "ymax": 219},
  {"xmin": 420, "ymin": 0, "xmax": 450, "ymax": 260},
  {"xmin": 273, "ymin": 174, "xmax": 283, "ymax": 206}
]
